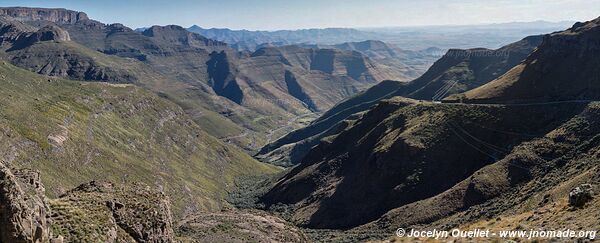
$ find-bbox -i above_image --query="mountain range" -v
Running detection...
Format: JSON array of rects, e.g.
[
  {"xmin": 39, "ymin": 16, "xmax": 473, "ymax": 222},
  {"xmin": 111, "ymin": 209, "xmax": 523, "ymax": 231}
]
[
  {"xmin": 0, "ymin": 7, "xmax": 421, "ymax": 153},
  {"xmin": 257, "ymin": 34, "xmax": 544, "ymax": 166},
  {"xmin": 1, "ymin": 5, "xmax": 599, "ymax": 243},
  {"xmin": 187, "ymin": 21, "xmax": 572, "ymax": 51},
  {"xmin": 262, "ymin": 17, "xmax": 600, "ymax": 242}
]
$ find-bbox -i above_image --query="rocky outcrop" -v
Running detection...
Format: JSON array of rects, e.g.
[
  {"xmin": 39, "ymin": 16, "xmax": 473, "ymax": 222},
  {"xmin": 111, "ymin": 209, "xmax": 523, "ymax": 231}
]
[
  {"xmin": 142, "ymin": 25, "xmax": 227, "ymax": 49},
  {"xmin": 52, "ymin": 181, "xmax": 175, "ymax": 242},
  {"xmin": 569, "ymin": 184, "xmax": 594, "ymax": 207},
  {"xmin": 0, "ymin": 16, "xmax": 36, "ymax": 42},
  {"xmin": 0, "ymin": 16, "xmax": 71, "ymax": 52},
  {"xmin": 27, "ymin": 24, "xmax": 70, "ymax": 42},
  {"xmin": 0, "ymin": 7, "xmax": 88, "ymax": 24},
  {"xmin": 0, "ymin": 162, "xmax": 175, "ymax": 243},
  {"xmin": 0, "ymin": 163, "xmax": 54, "ymax": 243}
]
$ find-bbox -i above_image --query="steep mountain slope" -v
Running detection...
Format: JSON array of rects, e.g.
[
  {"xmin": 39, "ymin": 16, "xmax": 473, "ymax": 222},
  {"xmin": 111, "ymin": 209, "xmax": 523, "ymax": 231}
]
[
  {"xmin": 456, "ymin": 18, "xmax": 600, "ymax": 103},
  {"xmin": 0, "ymin": 61, "xmax": 277, "ymax": 219},
  {"xmin": 262, "ymin": 17, "xmax": 600, "ymax": 240},
  {"xmin": 262, "ymin": 98, "xmax": 585, "ymax": 228},
  {"xmin": 0, "ymin": 7, "xmax": 398, "ymax": 151},
  {"xmin": 359, "ymin": 101, "xmax": 600, "ymax": 233},
  {"xmin": 258, "ymin": 35, "xmax": 542, "ymax": 166}
]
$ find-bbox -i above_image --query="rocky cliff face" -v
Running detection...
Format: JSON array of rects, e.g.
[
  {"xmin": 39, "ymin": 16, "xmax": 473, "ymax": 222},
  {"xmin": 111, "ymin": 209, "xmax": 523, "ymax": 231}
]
[
  {"xmin": 0, "ymin": 162, "xmax": 176, "ymax": 243},
  {"xmin": 0, "ymin": 7, "xmax": 88, "ymax": 24},
  {"xmin": 50, "ymin": 181, "xmax": 175, "ymax": 242},
  {"xmin": 0, "ymin": 16, "xmax": 71, "ymax": 47},
  {"xmin": 0, "ymin": 163, "xmax": 54, "ymax": 243},
  {"xmin": 142, "ymin": 25, "xmax": 227, "ymax": 49}
]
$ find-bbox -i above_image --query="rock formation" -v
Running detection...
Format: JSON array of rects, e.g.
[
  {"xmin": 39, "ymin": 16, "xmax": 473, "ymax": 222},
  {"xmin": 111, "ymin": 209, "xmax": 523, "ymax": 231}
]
[
  {"xmin": 0, "ymin": 162, "xmax": 176, "ymax": 243},
  {"xmin": 27, "ymin": 24, "xmax": 71, "ymax": 42},
  {"xmin": 569, "ymin": 184, "xmax": 594, "ymax": 207},
  {"xmin": 0, "ymin": 163, "xmax": 54, "ymax": 243},
  {"xmin": 0, "ymin": 7, "xmax": 88, "ymax": 24}
]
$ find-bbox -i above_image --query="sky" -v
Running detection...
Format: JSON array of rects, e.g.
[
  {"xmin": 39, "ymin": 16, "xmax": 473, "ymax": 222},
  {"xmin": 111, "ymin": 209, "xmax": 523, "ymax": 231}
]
[{"xmin": 1, "ymin": 0, "xmax": 599, "ymax": 30}]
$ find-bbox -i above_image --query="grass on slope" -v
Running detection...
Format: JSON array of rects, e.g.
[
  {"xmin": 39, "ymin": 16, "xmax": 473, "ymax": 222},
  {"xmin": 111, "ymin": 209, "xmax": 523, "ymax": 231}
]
[
  {"xmin": 0, "ymin": 61, "xmax": 279, "ymax": 219},
  {"xmin": 4, "ymin": 40, "xmax": 252, "ymax": 143}
]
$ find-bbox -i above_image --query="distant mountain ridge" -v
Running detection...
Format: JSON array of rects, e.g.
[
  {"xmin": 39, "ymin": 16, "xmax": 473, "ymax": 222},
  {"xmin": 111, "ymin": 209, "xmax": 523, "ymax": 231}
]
[
  {"xmin": 257, "ymin": 35, "xmax": 543, "ymax": 166},
  {"xmin": 456, "ymin": 17, "xmax": 600, "ymax": 103},
  {"xmin": 187, "ymin": 25, "xmax": 378, "ymax": 50},
  {"xmin": 187, "ymin": 21, "xmax": 572, "ymax": 51},
  {"xmin": 300, "ymin": 40, "xmax": 443, "ymax": 80}
]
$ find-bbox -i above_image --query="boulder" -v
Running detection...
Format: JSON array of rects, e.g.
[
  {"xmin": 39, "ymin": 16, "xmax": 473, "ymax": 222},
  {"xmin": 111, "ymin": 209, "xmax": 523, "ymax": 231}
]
[{"xmin": 569, "ymin": 184, "xmax": 594, "ymax": 207}]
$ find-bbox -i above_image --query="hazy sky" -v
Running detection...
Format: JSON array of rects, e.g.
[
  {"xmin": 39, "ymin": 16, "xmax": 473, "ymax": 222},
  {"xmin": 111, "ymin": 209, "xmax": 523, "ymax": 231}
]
[{"xmin": 2, "ymin": 0, "xmax": 599, "ymax": 30}]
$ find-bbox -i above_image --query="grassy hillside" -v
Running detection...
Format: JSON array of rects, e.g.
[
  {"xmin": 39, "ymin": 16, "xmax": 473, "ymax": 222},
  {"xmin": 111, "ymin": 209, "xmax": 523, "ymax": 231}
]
[
  {"xmin": 362, "ymin": 102, "xmax": 600, "ymax": 239},
  {"xmin": 0, "ymin": 62, "xmax": 278, "ymax": 219},
  {"xmin": 458, "ymin": 18, "xmax": 600, "ymax": 103},
  {"xmin": 0, "ymin": 9, "xmax": 408, "ymax": 152},
  {"xmin": 262, "ymin": 97, "xmax": 586, "ymax": 229}
]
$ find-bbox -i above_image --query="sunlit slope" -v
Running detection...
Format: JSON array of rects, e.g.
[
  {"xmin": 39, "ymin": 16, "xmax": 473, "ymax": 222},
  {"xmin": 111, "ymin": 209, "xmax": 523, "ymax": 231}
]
[{"xmin": 0, "ymin": 62, "xmax": 278, "ymax": 219}]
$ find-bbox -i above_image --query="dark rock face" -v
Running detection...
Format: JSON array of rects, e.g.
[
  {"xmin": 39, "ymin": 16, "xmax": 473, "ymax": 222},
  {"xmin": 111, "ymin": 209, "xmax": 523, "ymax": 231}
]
[
  {"xmin": 14, "ymin": 24, "xmax": 71, "ymax": 51},
  {"xmin": 0, "ymin": 16, "xmax": 70, "ymax": 49},
  {"xmin": 0, "ymin": 7, "xmax": 88, "ymax": 24},
  {"xmin": 0, "ymin": 16, "xmax": 36, "ymax": 42}
]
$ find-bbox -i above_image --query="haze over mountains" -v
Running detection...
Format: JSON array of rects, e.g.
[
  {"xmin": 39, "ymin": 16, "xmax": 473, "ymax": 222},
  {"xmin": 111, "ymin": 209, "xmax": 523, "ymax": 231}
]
[
  {"xmin": 187, "ymin": 21, "xmax": 572, "ymax": 51},
  {"xmin": 0, "ymin": 4, "xmax": 599, "ymax": 243}
]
